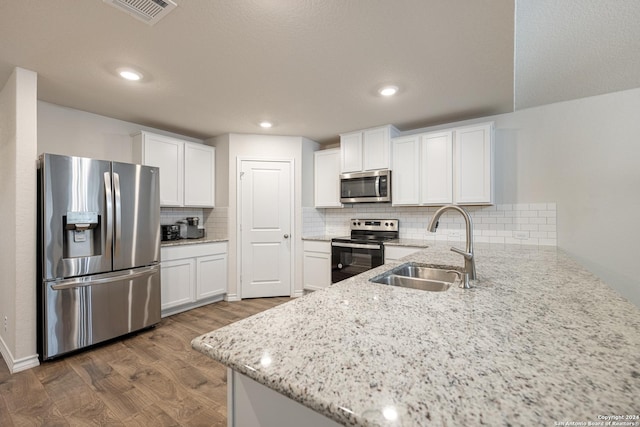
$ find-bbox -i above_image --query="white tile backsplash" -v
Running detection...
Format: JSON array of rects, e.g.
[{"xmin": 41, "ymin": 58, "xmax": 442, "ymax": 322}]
[
  {"xmin": 161, "ymin": 207, "xmax": 229, "ymax": 240},
  {"xmin": 306, "ymin": 203, "xmax": 557, "ymax": 246}
]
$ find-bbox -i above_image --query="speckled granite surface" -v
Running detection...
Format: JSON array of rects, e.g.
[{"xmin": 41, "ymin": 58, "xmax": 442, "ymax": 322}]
[
  {"xmin": 161, "ymin": 238, "xmax": 228, "ymax": 247},
  {"xmin": 302, "ymin": 235, "xmax": 342, "ymax": 242},
  {"xmin": 192, "ymin": 243, "xmax": 640, "ymax": 426},
  {"xmin": 385, "ymin": 238, "xmax": 430, "ymax": 248}
]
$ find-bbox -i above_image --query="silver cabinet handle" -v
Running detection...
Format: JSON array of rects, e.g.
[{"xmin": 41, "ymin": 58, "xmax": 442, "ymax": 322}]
[{"xmin": 284, "ymin": 234, "xmax": 289, "ymax": 239}]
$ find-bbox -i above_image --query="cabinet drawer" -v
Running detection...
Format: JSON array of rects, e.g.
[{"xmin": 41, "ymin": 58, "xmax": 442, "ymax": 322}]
[
  {"xmin": 303, "ymin": 240, "xmax": 331, "ymax": 254},
  {"xmin": 162, "ymin": 242, "xmax": 228, "ymax": 261},
  {"xmin": 384, "ymin": 246, "xmax": 422, "ymax": 262}
]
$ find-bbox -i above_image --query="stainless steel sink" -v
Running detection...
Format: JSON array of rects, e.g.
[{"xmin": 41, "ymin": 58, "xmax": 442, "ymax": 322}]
[{"xmin": 369, "ymin": 262, "xmax": 462, "ymax": 292}]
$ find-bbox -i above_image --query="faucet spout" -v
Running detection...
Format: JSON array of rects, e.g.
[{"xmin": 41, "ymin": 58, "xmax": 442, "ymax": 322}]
[{"xmin": 427, "ymin": 205, "xmax": 476, "ymax": 286}]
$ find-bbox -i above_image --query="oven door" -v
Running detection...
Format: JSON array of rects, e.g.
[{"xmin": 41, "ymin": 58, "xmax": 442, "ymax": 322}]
[{"xmin": 331, "ymin": 241, "xmax": 384, "ymax": 283}]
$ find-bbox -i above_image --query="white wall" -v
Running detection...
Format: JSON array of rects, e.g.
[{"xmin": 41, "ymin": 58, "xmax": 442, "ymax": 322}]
[
  {"xmin": 208, "ymin": 133, "xmax": 314, "ymax": 300},
  {"xmin": 37, "ymin": 101, "xmax": 203, "ymax": 161},
  {"xmin": 0, "ymin": 67, "xmax": 39, "ymax": 373},
  {"xmin": 498, "ymin": 88, "xmax": 640, "ymax": 307},
  {"xmin": 404, "ymin": 87, "xmax": 640, "ymax": 307}
]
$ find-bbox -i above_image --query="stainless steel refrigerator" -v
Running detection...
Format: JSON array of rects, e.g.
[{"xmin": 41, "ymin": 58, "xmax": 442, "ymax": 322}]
[{"xmin": 38, "ymin": 153, "xmax": 161, "ymax": 360}]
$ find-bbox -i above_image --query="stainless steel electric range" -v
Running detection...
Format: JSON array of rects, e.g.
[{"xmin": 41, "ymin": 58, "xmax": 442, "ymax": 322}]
[{"xmin": 331, "ymin": 219, "xmax": 399, "ymax": 283}]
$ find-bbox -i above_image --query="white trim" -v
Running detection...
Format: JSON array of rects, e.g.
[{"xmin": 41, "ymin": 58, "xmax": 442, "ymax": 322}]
[
  {"xmin": 161, "ymin": 294, "xmax": 225, "ymax": 318},
  {"xmin": 237, "ymin": 157, "xmax": 296, "ymax": 300},
  {"xmin": 0, "ymin": 334, "xmax": 40, "ymax": 373},
  {"xmin": 225, "ymin": 293, "xmax": 241, "ymax": 302}
]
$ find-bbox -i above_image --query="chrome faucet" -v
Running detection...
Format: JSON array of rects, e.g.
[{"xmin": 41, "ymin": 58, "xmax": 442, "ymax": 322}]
[{"xmin": 427, "ymin": 205, "xmax": 476, "ymax": 289}]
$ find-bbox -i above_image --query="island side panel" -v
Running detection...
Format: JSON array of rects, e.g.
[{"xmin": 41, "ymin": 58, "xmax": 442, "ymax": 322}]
[{"xmin": 228, "ymin": 368, "xmax": 342, "ymax": 427}]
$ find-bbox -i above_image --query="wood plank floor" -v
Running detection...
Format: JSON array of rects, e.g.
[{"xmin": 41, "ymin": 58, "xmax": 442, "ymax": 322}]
[{"xmin": 0, "ymin": 297, "xmax": 291, "ymax": 426}]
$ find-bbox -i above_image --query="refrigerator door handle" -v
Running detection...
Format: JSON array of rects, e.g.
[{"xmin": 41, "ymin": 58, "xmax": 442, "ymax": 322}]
[
  {"xmin": 113, "ymin": 172, "xmax": 122, "ymax": 257},
  {"xmin": 104, "ymin": 171, "xmax": 113, "ymax": 254},
  {"xmin": 50, "ymin": 265, "xmax": 159, "ymax": 290}
]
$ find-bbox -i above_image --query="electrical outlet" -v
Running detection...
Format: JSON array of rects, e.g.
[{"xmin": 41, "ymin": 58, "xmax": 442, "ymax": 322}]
[{"xmin": 514, "ymin": 231, "xmax": 528, "ymax": 240}]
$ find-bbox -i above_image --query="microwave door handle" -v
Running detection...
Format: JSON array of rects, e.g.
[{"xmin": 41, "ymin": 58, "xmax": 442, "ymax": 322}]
[
  {"xmin": 103, "ymin": 172, "xmax": 113, "ymax": 255},
  {"xmin": 113, "ymin": 172, "xmax": 122, "ymax": 257},
  {"xmin": 375, "ymin": 176, "xmax": 381, "ymax": 197}
]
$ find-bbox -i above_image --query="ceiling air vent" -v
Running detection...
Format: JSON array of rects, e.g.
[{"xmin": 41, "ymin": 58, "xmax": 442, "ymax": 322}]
[{"xmin": 104, "ymin": 0, "xmax": 178, "ymax": 26}]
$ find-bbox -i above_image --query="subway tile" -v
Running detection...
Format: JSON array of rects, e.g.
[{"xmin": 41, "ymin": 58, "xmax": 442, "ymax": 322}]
[{"xmin": 529, "ymin": 203, "xmax": 548, "ymax": 210}]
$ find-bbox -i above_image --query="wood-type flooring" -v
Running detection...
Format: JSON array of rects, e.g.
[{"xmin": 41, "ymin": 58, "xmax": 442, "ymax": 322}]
[{"xmin": 0, "ymin": 297, "xmax": 291, "ymax": 426}]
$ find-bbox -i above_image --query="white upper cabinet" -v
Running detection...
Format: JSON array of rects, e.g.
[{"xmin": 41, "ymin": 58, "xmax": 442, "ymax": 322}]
[
  {"xmin": 421, "ymin": 131, "xmax": 453, "ymax": 205},
  {"xmin": 133, "ymin": 131, "xmax": 215, "ymax": 208},
  {"xmin": 184, "ymin": 143, "xmax": 215, "ymax": 207},
  {"xmin": 340, "ymin": 125, "xmax": 399, "ymax": 173},
  {"xmin": 453, "ymin": 123, "xmax": 493, "ymax": 205},
  {"xmin": 314, "ymin": 148, "xmax": 343, "ymax": 208},
  {"xmin": 391, "ymin": 135, "xmax": 420, "ymax": 205},
  {"xmin": 391, "ymin": 122, "xmax": 493, "ymax": 206},
  {"xmin": 134, "ymin": 132, "xmax": 184, "ymax": 206},
  {"xmin": 340, "ymin": 131, "xmax": 363, "ymax": 173}
]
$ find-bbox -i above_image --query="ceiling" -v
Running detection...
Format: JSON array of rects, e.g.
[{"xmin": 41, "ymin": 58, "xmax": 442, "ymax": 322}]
[{"xmin": 0, "ymin": 1, "xmax": 638, "ymax": 144}]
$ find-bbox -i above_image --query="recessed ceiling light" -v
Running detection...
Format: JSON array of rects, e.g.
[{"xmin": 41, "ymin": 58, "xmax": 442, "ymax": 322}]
[
  {"xmin": 378, "ymin": 85, "xmax": 398, "ymax": 97},
  {"xmin": 118, "ymin": 68, "xmax": 143, "ymax": 81},
  {"xmin": 259, "ymin": 121, "xmax": 273, "ymax": 129}
]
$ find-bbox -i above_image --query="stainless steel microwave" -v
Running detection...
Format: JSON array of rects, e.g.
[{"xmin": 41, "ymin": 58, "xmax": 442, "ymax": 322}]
[{"xmin": 340, "ymin": 170, "xmax": 391, "ymax": 203}]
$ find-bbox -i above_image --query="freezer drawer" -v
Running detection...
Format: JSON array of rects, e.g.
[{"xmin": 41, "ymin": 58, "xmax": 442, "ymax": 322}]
[{"xmin": 40, "ymin": 265, "xmax": 161, "ymax": 360}]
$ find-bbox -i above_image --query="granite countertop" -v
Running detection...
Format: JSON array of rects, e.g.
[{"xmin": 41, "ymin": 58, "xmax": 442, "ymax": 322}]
[
  {"xmin": 384, "ymin": 238, "xmax": 430, "ymax": 248},
  {"xmin": 192, "ymin": 243, "xmax": 640, "ymax": 426},
  {"xmin": 302, "ymin": 235, "xmax": 342, "ymax": 242},
  {"xmin": 161, "ymin": 237, "xmax": 228, "ymax": 247}
]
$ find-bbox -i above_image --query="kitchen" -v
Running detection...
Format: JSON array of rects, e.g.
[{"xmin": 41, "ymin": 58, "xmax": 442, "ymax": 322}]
[{"xmin": 1, "ymin": 0, "xmax": 640, "ymax": 425}]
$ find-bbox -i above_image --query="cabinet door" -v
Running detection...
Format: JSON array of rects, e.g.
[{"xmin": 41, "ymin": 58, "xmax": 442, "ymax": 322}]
[
  {"xmin": 363, "ymin": 127, "xmax": 390, "ymax": 171},
  {"xmin": 454, "ymin": 123, "xmax": 493, "ymax": 204},
  {"xmin": 421, "ymin": 131, "xmax": 453, "ymax": 205},
  {"xmin": 391, "ymin": 135, "xmax": 420, "ymax": 205},
  {"xmin": 384, "ymin": 246, "xmax": 422, "ymax": 263},
  {"xmin": 161, "ymin": 258, "xmax": 196, "ymax": 310},
  {"xmin": 303, "ymin": 251, "xmax": 331, "ymax": 291},
  {"xmin": 314, "ymin": 149, "xmax": 342, "ymax": 208},
  {"xmin": 184, "ymin": 143, "xmax": 215, "ymax": 207},
  {"xmin": 143, "ymin": 134, "xmax": 184, "ymax": 207},
  {"xmin": 196, "ymin": 253, "xmax": 227, "ymax": 299},
  {"xmin": 340, "ymin": 132, "xmax": 363, "ymax": 173}
]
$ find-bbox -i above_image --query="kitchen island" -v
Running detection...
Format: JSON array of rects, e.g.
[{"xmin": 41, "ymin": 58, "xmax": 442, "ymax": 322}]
[{"xmin": 192, "ymin": 243, "xmax": 640, "ymax": 426}]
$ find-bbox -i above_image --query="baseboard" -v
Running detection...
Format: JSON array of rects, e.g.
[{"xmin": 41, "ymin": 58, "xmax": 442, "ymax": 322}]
[
  {"xmin": 0, "ymin": 335, "xmax": 40, "ymax": 374},
  {"xmin": 161, "ymin": 294, "xmax": 226, "ymax": 318},
  {"xmin": 225, "ymin": 293, "xmax": 241, "ymax": 302}
]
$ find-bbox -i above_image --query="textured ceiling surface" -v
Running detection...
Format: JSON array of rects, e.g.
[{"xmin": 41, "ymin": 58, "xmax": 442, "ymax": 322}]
[
  {"xmin": 515, "ymin": 0, "xmax": 640, "ymax": 110},
  {"xmin": 0, "ymin": 1, "xmax": 638, "ymax": 143}
]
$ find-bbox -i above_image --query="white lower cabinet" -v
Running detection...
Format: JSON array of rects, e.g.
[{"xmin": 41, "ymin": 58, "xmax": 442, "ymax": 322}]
[
  {"xmin": 196, "ymin": 253, "xmax": 228, "ymax": 299},
  {"xmin": 161, "ymin": 242, "xmax": 228, "ymax": 316},
  {"xmin": 161, "ymin": 258, "xmax": 196, "ymax": 310},
  {"xmin": 303, "ymin": 241, "xmax": 331, "ymax": 291},
  {"xmin": 384, "ymin": 245, "xmax": 422, "ymax": 263}
]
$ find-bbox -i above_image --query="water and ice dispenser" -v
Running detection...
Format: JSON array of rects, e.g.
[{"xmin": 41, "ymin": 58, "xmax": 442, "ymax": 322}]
[{"xmin": 63, "ymin": 211, "xmax": 101, "ymax": 258}]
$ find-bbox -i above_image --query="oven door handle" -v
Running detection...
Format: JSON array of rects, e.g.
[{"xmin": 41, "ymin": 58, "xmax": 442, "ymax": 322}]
[{"xmin": 331, "ymin": 242, "xmax": 382, "ymax": 250}]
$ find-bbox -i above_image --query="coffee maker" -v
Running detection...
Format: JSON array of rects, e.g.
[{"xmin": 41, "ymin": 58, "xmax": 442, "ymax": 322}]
[{"xmin": 186, "ymin": 217, "xmax": 205, "ymax": 239}]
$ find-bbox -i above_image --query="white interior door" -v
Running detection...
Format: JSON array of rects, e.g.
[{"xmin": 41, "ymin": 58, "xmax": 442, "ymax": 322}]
[{"xmin": 240, "ymin": 160, "xmax": 293, "ymax": 298}]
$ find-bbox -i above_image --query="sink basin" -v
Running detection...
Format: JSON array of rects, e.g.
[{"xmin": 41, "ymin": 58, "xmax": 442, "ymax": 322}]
[{"xmin": 369, "ymin": 262, "xmax": 462, "ymax": 292}]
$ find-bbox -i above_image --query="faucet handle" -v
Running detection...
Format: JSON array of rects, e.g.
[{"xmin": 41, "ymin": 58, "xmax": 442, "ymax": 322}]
[{"xmin": 450, "ymin": 246, "xmax": 473, "ymax": 259}]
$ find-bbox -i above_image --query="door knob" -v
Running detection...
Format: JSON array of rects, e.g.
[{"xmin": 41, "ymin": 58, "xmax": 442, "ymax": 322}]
[{"xmin": 284, "ymin": 234, "xmax": 289, "ymax": 239}]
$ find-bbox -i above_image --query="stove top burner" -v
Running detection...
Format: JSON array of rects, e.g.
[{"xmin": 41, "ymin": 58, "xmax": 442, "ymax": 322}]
[{"xmin": 332, "ymin": 219, "xmax": 399, "ymax": 244}]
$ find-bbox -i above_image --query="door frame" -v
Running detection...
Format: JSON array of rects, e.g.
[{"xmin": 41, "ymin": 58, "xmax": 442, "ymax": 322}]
[{"xmin": 236, "ymin": 157, "xmax": 296, "ymax": 299}]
